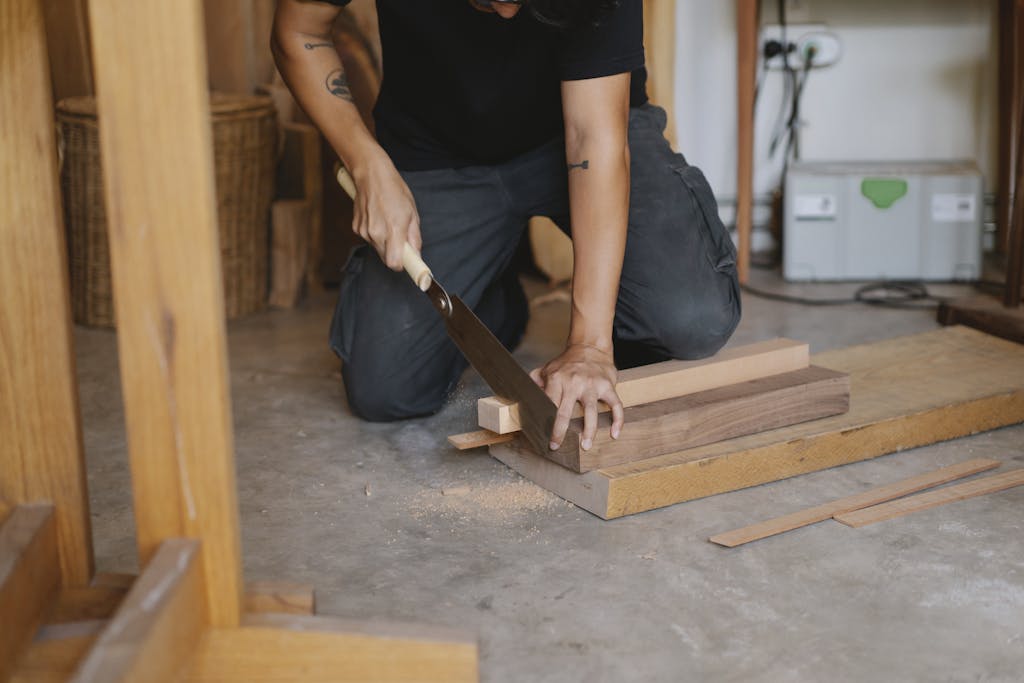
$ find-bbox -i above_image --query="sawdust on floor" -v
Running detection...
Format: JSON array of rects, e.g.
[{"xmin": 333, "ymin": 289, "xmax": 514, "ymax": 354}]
[{"xmin": 408, "ymin": 475, "xmax": 570, "ymax": 523}]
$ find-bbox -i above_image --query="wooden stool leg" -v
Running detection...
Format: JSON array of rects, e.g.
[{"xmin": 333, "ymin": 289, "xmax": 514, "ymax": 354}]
[{"xmin": 0, "ymin": 0, "xmax": 94, "ymax": 588}]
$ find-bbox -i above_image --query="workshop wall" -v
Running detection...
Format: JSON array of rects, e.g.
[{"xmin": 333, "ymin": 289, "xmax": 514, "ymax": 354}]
[{"xmin": 673, "ymin": 0, "xmax": 999, "ymax": 220}]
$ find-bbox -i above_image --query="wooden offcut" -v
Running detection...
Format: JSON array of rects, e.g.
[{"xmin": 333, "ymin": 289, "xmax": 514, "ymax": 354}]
[
  {"xmin": 185, "ymin": 614, "xmax": 479, "ymax": 683},
  {"xmin": 478, "ymin": 338, "xmax": 809, "ymax": 434},
  {"xmin": 87, "ymin": 0, "xmax": 243, "ymax": 627},
  {"xmin": 1, "ymin": 0, "xmax": 94, "ymax": 588},
  {"xmin": 491, "ymin": 327, "xmax": 1024, "ymax": 519},
  {"xmin": 544, "ymin": 366, "xmax": 850, "ymax": 473},
  {"xmin": 447, "ymin": 429, "xmax": 516, "ymax": 451},
  {"xmin": 70, "ymin": 539, "xmax": 205, "ymax": 683},
  {"xmin": 709, "ymin": 458, "xmax": 1002, "ymax": 547},
  {"xmin": 0, "ymin": 504, "xmax": 60, "ymax": 681},
  {"xmin": 834, "ymin": 469, "xmax": 1024, "ymax": 528}
]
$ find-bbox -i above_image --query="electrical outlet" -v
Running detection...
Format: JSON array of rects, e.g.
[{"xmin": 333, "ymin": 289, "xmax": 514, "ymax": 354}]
[{"xmin": 761, "ymin": 24, "xmax": 842, "ymax": 70}]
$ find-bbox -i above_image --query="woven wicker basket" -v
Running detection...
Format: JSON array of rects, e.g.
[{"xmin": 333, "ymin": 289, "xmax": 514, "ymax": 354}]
[{"xmin": 57, "ymin": 93, "xmax": 277, "ymax": 326}]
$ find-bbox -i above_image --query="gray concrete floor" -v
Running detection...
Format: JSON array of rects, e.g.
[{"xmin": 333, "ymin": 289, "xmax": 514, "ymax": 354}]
[{"xmin": 76, "ymin": 269, "xmax": 1023, "ymax": 682}]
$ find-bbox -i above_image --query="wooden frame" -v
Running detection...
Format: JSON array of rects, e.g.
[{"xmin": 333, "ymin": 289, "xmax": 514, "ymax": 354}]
[{"xmin": 2, "ymin": 0, "xmax": 478, "ymax": 678}]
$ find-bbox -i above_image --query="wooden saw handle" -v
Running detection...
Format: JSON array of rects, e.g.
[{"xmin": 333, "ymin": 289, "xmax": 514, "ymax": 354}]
[{"xmin": 335, "ymin": 164, "xmax": 432, "ymax": 292}]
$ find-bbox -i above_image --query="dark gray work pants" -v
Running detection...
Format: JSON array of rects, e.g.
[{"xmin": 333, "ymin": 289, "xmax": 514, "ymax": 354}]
[{"xmin": 330, "ymin": 104, "xmax": 741, "ymax": 421}]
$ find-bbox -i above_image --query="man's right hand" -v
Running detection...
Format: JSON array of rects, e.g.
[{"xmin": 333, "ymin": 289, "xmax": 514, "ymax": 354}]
[{"xmin": 351, "ymin": 156, "xmax": 422, "ymax": 271}]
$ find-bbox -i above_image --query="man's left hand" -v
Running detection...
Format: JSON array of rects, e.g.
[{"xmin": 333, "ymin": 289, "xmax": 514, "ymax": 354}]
[{"xmin": 530, "ymin": 344, "xmax": 624, "ymax": 452}]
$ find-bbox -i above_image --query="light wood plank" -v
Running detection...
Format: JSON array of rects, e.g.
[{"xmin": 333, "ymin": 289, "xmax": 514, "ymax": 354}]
[
  {"xmin": 87, "ymin": 0, "xmax": 243, "ymax": 626},
  {"xmin": 478, "ymin": 338, "xmax": 809, "ymax": 434},
  {"xmin": 447, "ymin": 430, "xmax": 516, "ymax": 451},
  {"xmin": 834, "ymin": 469, "xmax": 1024, "ymax": 528},
  {"xmin": 186, "ymin": 614, "xmax": 478, "ymax": 682},
  {"xmin": 70, "ymin": 539, "xmax": 206, "ymax": 683},
  {"xmin": 546, "ymin": 366, "xmax": 848, "ymax": 473},
  {"xmin": 491, "ymin": 327, "xmax": 1024, "ymax": 519},
  {"xmin": 0, "ymin": 504, "xmax": 60, "ymax": 681},
  {"xmin": 709, "ymin": 458, "xmax": 1002, "ymax": 547},
  {"xmin": 268, "ymin": 200, "xmax": 312, "ymax": 309},
  {"xmin": 0, "ymin": 0, "xmax": 95, "ymax": 588}
]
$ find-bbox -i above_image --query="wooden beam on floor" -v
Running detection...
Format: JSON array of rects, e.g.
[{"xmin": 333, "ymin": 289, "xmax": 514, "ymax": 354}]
[
  {"xmin": 70, "ymin": 539, "xmax": 205, "ymax": 683},
  {"xmin": 185, "ymin": 614, "xmax": 478, "ymax": 683},
  {"xmin": 478, "ymin": 338, "xmax": 809, "ymax": 434},
  {"xmin": 834, "ymin": 468, "xmax": 1024, "ymax": 528},
  {"xmin": 0, "ymin": 0, "xmax": 95, "ymax": 589},
  {"xmin": 709, "ymin": 458, "xmax": 1002, "ymax": 547},
  {"xmin": 0, "ymin": 504, "xmax": 60, "ymax": 681},
  {"xmin": 49, "ymin": 578, "xmax": 315, "ymax": 625},
  {"xmin": 86, "ymin": 0, "xmax": 243, "ymax": 627},
  {"xmin": 490, "ymin": 327, "xmax": 1024, "ymax": 519},
  {"xmin": 544, "ymin": 366, "xmax": 849, "ymax": 473}
]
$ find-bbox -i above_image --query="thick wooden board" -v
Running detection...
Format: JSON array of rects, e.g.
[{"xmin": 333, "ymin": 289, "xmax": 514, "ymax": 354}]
[
  {"xmin": 545, "ymin": 366, "xmax": 849, "ymax": 473},
  {"xmin": 447, "ymin": 430, "xmax": 516, "ymax": 451},
  {"xmin": 491, "ymin": 327, "xmax": 1024, "ymax": 519},
  {"xmin": 0, "ymin": 0, "xmax": 94, "ymax": 588},
  {"xmin": 709, "ymin": 458, "xmax": 1002, "ymax": 547},
  {"xmin": 70, "ymin": 539, "xmax": 205, "ymax": 683},
  {"xmin": 0, "ymin": 505, "xmax": 60, "ymax": 681},
  {"xmin": 478, "ymin": 338, "xmax": 809, "ymax": 434},
  {"xmin": 834, "ymin": 469, "xmax": 1024, "ymax": 528},
  {"xmin": 938, "ymin": 296, "xmax": 1024, "ymax": 345},
  {"xmin": 185, "ymin": 614, "xmax": 478, "ymax": 682},
  {"xmin": 87, "ymin": 0, "xmax": 243, "ymax": 626}
]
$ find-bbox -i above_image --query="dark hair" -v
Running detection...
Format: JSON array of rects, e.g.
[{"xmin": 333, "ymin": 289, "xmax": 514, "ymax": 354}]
[{"xmin": 528, "ymin": 0, "xmax": 620, "ymax": 29}]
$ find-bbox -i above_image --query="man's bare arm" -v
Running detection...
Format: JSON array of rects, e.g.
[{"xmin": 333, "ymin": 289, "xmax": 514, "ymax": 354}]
[
  {"xmin": 272, "ymin": 0, "xmax": 420, "ymax": 270},
  {"xmin": 534, "ymin": 72, "xmax": 630, "ymax": 450}
]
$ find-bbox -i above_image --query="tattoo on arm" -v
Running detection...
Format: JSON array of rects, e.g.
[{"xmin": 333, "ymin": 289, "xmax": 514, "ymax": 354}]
[
  {"xmin": 304, "ymin": 41, "xmax": 334, "ymax": 50},
  {"xmin": 568, "ymin": 160, "xmax": 590, "ymax": 172},
  {"xmin": 325, "ymin": 69, "xmax": 353, "ymax": 102}
]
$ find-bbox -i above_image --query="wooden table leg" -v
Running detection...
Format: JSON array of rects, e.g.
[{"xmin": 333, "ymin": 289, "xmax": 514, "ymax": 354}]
[{"xmin": 736, "ymin": 0, "xmax": 759, "ymax": 284}]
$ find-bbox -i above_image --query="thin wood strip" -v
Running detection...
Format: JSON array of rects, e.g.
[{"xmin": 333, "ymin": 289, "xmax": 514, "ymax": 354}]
[
  {"xmin": 447, "ymin": 430, "xmax": 516, "ymax": 451},
  {"xmin": 70, "ymin": 539, "xmax": 206, "ymax": 683},
  {"xmin": 709, "ymin": 458, "xmax": 1002, "ymax": 547},
  {"xmin": 0, "ymin": 504, "xmax": 60, "ymax": 682},
  {"xmin": 87, "ymin": 0, "xmax": 243, "ymax": 626},
  {"xmin": 834, "ymin": 469, "xmax": 1024, "ymax": 528},
  {"xmin": 478, "ymin": 338, "xmax": 809, "ymax": 434}
]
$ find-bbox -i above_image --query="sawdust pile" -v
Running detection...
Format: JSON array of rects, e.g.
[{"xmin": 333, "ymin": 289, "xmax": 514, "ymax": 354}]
[{"xmin": 408, "ymin": 478, "xmax": 567, "ymax": 523}]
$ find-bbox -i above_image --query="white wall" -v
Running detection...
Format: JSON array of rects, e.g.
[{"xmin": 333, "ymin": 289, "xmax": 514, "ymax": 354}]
[{"xmin": 671, "ymin": 0, "xmax": 999, "ymax": 221}]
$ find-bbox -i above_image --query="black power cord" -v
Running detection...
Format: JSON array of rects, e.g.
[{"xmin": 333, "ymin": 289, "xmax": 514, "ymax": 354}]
[{"xmin": 741, "ymin": 280, "xmax": 1005, "ymax": 310}]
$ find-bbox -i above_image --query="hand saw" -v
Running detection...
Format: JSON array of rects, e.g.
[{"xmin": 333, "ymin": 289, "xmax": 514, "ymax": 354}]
[{"xmin": 335, "ymin": 165, "xmax": 559, "ymax": 456}]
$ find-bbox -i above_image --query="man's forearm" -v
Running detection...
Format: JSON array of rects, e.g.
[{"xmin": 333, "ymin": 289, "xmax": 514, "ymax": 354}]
[
  {"xmin": 270, "ymin": 11, "xmax": 385, "ymax": 179},
  {"xmin": 564, "ymin": 133, "xmax": 630, "ymax": 353}
]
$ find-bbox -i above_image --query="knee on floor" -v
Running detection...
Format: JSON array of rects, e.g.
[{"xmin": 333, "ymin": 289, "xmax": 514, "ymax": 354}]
[
  {"xmin": 654, "ymin": 300, "xmax": 741, "ymax": 361},
  {"xmin": 341, "ymin": 364, "xmax": 447, "ymax": 422}
]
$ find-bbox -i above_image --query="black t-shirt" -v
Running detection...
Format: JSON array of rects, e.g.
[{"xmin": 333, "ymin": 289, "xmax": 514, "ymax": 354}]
[{"xmin": 323, "ymin": 0, "xmax": 646, "ymax": 170}]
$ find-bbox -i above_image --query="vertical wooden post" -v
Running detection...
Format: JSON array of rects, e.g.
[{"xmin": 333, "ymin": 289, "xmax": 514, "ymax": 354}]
[
  {"xmin": 1005, "ymin": 1, "xmax": 1024, "ymax": 308},
  {"xmin": 996, "ymin": 0, "xmax": 1019, "ymax": 255},
  {"xmin": 643, "ymin": 0, "xmax": 678, "ymax": 149},
  {"xmin": 736, "ymin": 0, "xmax": 759, "ymax": 284},
  {"xmin": 0, "ymin": 0, "xmax": 94, "ymax": 588},
  {"xmin": 86, "ymin": 0, "xmax": 243, "ymax": 626}
]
